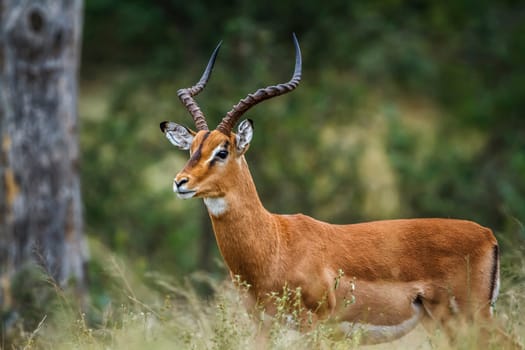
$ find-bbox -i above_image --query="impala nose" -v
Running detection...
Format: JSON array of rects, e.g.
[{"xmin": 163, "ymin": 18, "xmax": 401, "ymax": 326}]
[
  {"xmin": 173, "ymin": 176, "xmax": 196, "ymax": 198},
  {"xmin": 174, "ymin": 177, "xmax": 189, "ymax": 192},
  {"xmin": 175, "ymin": 177, "xmax": 188, "ymax": 188}
]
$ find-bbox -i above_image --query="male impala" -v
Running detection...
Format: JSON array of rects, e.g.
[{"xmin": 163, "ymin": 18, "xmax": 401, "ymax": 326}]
[{"xmin": 160, "ymin": 35, "xmax": 505, "ymax": 345}]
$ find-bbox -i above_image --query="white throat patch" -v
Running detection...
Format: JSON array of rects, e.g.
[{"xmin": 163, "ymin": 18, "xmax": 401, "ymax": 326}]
[{"xmin": 204, "ymin": 197, "xmax": 228, "ymax": 217}]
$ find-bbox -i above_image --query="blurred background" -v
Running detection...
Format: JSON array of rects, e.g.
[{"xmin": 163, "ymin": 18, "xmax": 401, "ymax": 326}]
[{"xmin": 79, "ymin": 0, "xmax": 524, "ymax": 304}]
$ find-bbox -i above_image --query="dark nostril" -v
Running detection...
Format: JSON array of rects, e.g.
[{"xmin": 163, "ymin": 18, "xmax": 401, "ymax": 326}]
[{"xmin": 175, "ymin": 177, "xmax": 189, "ymax": 187}]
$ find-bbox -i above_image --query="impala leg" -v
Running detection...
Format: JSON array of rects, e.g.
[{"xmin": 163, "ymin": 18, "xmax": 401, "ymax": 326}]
[
  {"xmin": 418, "ymin": 291, "xmax": 521, "ymax": 349},
  {"xmin": 418, "ymin": 295, "xmax": 462, "ymax": 346}
]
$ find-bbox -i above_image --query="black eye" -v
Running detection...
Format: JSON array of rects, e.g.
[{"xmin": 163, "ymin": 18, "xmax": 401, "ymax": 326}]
[{"xmin": 216, "ymin": 150, "xmax": 228, "ymax": 160}]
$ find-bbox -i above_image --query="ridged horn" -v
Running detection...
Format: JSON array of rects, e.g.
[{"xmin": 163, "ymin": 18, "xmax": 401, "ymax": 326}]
[
  {"xmin": 216, "ymin": 33, "xmax": 302, "ymax": 135},
  {"xmin": 177, "ymin": 41, "xmax": 222, "ymax": 131}
]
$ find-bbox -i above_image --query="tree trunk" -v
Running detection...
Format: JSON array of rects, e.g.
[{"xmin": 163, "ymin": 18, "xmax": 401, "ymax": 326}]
[{"xmin": 0, "ymin": 0, "xmax": 87, "ymax": 311}]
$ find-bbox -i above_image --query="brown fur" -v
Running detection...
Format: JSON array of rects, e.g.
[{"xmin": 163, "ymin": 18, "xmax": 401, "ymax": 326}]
[{"xmin": 171, "ymin": 130, "xmax": 513, "ymax": 346}]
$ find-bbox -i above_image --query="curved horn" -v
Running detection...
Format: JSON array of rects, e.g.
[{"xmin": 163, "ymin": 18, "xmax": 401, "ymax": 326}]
[
  {"xmin": 177, "ymin": 41, "xmax": 222, "ymax": 131},
  {"xmin": 216, "ymin": 33, "xmax": 302, "ymax": 135}
]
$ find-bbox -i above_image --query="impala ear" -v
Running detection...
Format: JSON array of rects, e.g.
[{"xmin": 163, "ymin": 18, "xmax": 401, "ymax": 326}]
[
  {"xmin": 160, "ymin": 121, "xmax": 195, "ymax": 150},
  {"xmin": 235, "ymin": 119, "xmax": 253, "ymax": 155}
]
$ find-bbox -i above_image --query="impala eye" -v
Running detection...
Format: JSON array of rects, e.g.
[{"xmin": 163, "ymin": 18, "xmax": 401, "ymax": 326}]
[{"xmin": 216, "ymin": 150, "xmax": 228, "ymax": 160}]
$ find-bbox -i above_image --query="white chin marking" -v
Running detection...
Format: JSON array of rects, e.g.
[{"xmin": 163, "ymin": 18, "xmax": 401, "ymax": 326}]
[
  {"xmin": 204, "ymin": 197, "xmax": 228, "ymax": 217},
  {"xmin": 176, "ymin": 191, "xmax": 196, "ymax": 199}
]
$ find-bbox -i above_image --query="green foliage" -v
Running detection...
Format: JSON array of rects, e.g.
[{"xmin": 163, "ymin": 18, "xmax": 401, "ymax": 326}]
[
  {"xmin": 80, "ymin": 0, "xmax": 525, "ymax": 296},
  {"xmin": 5, "ymin": 0, "xmax": 525, "ymax": 347}
]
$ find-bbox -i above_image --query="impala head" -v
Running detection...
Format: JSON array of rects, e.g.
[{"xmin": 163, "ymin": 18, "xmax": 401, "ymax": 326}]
[{"xmin": 160, "ymin": 34, "xmax": 302, "ymax": 200}]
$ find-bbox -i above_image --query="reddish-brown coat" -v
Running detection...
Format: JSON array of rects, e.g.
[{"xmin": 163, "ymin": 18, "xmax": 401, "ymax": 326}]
[{"xmin": 174, "ymin": 131, "xmax": 498, "ymax": 333}]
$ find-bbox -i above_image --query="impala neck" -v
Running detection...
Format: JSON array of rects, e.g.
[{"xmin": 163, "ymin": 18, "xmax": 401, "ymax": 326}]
[{"xmin": 203, "ymin": 157, "xmax": 279, "ymax": 288}]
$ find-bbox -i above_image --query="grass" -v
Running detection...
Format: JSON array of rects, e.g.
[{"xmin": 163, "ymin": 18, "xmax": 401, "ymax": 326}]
[{"xmin": 6, "ymin": 238, "xmax": 525, "ymax": 350}]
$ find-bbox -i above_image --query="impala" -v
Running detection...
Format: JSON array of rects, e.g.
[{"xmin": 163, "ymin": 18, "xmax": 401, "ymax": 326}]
[{"xmin": 160, "ymin": 35, "xmax": 507, "ymax": 345}]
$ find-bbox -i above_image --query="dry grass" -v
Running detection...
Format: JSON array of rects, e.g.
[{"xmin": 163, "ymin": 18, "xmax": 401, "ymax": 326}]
[{"xmin": 10, "ymin": 239, "xmax": 524, "ymax": 350}]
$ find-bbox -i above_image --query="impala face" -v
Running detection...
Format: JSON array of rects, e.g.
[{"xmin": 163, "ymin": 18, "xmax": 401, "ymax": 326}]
[
  {"xmin": 160, "ymin": 119, "xmax": 253, "ymax": 199},
  {"xmin": 160, "ymin": 34, "xmax": 299, "ymax": 201}
]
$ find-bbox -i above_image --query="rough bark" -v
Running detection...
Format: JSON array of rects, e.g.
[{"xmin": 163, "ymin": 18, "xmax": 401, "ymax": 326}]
[{"xmin": 0, "ymin": 0, "xmax": 87, "ymax": 310}]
